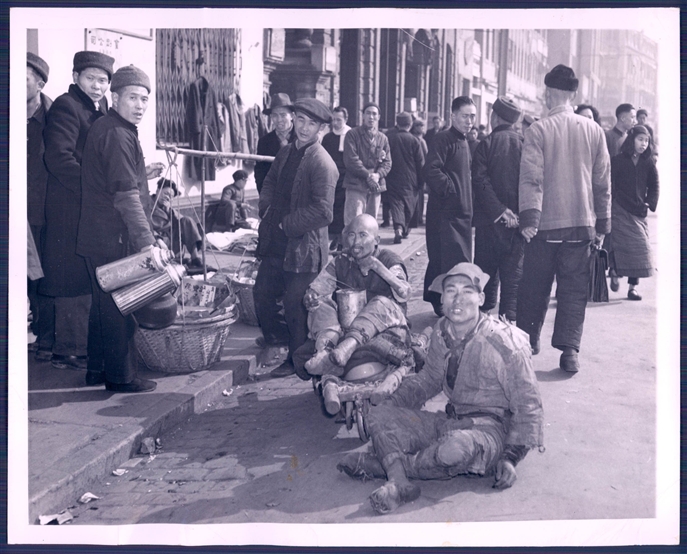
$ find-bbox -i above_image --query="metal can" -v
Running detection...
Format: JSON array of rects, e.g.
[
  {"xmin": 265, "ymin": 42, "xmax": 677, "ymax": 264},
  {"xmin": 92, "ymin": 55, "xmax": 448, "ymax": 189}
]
[
  {"xmin": 335, "ymin": 289, "xmax": 367, "ymax": 329},
  {"xmin": 111, "ymin": 264, "xmax": 186, "ymax": 316},
  {"xmin": 96, "ymin": 246, "xmax": 175, "ymax": 293}
]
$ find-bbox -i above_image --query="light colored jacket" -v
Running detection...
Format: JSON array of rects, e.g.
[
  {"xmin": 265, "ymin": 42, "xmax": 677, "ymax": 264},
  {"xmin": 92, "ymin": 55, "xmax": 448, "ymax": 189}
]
[
  {"xmin": 519, "ymin": 105, "xmax": 611, "ymax": 237},
  {"xmin": 342, "ymin": 126, "xmax": 391, "ymax": 193}
]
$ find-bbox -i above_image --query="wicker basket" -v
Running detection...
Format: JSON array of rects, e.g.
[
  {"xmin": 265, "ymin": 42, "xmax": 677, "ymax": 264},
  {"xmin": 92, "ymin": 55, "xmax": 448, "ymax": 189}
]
[
  {"xmin": 230, "ymin": 277, "xmax": 259, "ymax": 326},
  {"xmin": 134, "ymin": 307, "xmax": 238, "ymax": 373}
]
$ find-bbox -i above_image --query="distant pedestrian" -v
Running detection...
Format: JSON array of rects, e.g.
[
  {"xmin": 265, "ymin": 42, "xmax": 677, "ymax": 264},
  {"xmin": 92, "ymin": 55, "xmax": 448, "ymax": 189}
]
[
  {"xmin": 424, "ymin": 115, "xmax": 445, "ymax": 149},
  {"xmin": 254, "ymin": 99, "xmax": 338, "ymax": 379},
  {"xmin": 575, "ymin": 104, "xmax": 601, "ymax": 125},
  {"xmin": 635, "ymin": 109, "xmax": 655, "ymax": 141},
  {"xmin": 472, "ymin": 97, "xmax": 525, "ymax": 322},
  {"xmin": 605, "ymin": 103, "xmax": 636, "ymax": 158},
  {"xmin": 517, "ymin": 64, "xmax": 611, "ymax": 374},
  {"xmin": 385, "ymin": 112, "xmax": 424, "ymax": 244},
  {"xmin": 477, "ymin": 124, "xmax": 488, "ymax": 141},
  {"xmin": 467, "ymin": 126, "xmax": 480, "ymax": 157},
  {"xmin": 408, "ymin": 119, "xmax": 428, "ymax": 228},
  {"xmin": 254, "ymin": 93, "xmax": 295, "ymax": 194},
  {"xmin": 321, "ymin": 106, "xmax": 351, "ymax": 251},
  {"xmin": 26, "ymin": 52, "xmax": 54, "ymax": 361},
  {"xmin": 342, "ymin": 102, "xmax": 391, "ymax": 225},
  {"xmin": 423, "ymin": 96, "xmax": 477, "ymax": 316},
  {"xmin": 607, "ymin": 125, "xmax": 659, "ymax": 301}
]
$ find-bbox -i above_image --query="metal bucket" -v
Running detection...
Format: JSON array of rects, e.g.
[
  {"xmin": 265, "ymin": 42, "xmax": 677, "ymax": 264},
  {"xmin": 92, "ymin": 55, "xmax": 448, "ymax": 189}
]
[
  {"xmin": 96, "ymin": 246, "xmax": 175, "ymax": 292},
  {"xmin": 335, "ymin": 289, "xmax": 367, "ymax": 329},
  {"xmin": 111, "ymin": 264, "xmax": 186, "ymax": 316}
]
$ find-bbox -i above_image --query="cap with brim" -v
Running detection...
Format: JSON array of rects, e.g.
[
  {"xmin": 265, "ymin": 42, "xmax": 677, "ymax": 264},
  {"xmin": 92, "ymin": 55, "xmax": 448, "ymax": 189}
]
[
  {"xmin": 493, "ymin": 97, "xmax": 522, "ymax": 124},
  {"xmin": 264, "ymin": 93, "xmax": 294, "ymax": 115},
  {"xmin": 428, "ymin": 262, "xmax": 490, "ymax": 294},
  {"xmin": 293, "ymin": 98, "xmax": 332, "ymax": 124},
  {"xmin": 27, "ymin": 52, "xmax": 49, "ymax": 83},
  {"xmin": 73, "ymin": 51, "xmax": 115, "ymax": 80}
]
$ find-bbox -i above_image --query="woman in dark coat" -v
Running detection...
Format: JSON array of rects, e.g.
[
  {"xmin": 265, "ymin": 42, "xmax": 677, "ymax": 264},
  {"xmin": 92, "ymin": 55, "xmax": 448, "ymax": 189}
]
[{"xmin": 608, "ymin": 125, "xmax": 659, "ymax": 301}]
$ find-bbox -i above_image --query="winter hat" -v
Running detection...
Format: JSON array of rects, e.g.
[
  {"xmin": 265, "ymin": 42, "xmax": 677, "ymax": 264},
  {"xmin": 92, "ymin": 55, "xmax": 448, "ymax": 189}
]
[
  {"xmin": 111, "ymin": 65, "xmax": 151, "ymax": 93},
  {"xmin": 293, "ymin": 98, "xmax": 333, "ymax": 124},
  {"xmin": 157, "ymin": 178, "xmax": 179, "ymax": 196},
  {"xmin": 362, "ymin": 102, "xmax": 380, "ymax": 114},
  {"xmin": 73, "ymin": 51, "xmax": 115, "ymax": 80},
  {"xmin": 544, "ymin": 64, "xmax": 578, "ymax": 92},
  {"xmin": 492, "ymin": 96, "xmax": 522, "ymax": 124},
  {"xmin": 396, "ymin": 112, "xmax": 413, "ymax": 127},
  {"xmin": 27, "ymin": 52, "xmax": 49, "ymax": 83}
]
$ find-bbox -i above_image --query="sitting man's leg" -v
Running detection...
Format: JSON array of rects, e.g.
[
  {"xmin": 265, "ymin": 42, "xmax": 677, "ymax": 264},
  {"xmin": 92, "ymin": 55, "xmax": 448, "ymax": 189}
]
[
  {"xmin": 303, "ymin": 297, "xmax": 343, "ymax": 376},
  {"xmin": 177, "ymin": 213, "xmax": 203, "ymax": 265},
  {"xmin": 331, "ymin": 295, "xmax": 406, "ymax": 367}
]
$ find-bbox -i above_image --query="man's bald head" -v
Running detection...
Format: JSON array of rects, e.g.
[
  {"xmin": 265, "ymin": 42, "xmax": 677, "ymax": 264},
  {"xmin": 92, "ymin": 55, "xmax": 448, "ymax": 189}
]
[{"xmin": 344, "ymin": 214, "xmax": 380, "ymax": 260}]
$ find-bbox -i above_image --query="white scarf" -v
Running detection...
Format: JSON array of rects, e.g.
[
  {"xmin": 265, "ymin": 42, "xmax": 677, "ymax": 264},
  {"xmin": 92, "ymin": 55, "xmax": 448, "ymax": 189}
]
[{"xmin": 333, "ymin": 124, "xmax": 352, "ymax": 152}]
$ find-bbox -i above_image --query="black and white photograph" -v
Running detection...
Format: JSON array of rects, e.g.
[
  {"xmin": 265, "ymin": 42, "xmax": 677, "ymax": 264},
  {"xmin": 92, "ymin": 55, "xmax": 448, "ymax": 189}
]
[{"xmin": 8, "ymin": 5, "xmax": 680, "ymax": 548}]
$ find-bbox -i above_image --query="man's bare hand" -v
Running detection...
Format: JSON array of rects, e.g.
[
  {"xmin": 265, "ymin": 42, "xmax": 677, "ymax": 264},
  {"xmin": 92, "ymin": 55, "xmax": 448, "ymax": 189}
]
[
  {"xmin": 520, "ymin": 226, "xmax": 538, "ymax": 243},
  {"xmin": 593, "ymin": 233, "xmax": 605, "ymax": 249},
  {"xmin": 493, "ymin": 459, "xmax": 517, "ymax": 490},
  {"xmin": 146, "ymin": 162, "xmax": 165, "ymax": 180},
  {"xmin": 303, "ymin": 289, "xmax": 321, "ymax": 311},
  {"xmin": 356, "ymin": 255, "xmax": 380, "ymax": 276},
  {"xmin": 500, "ymin": 208, "xmax": 519, "ymax": 228}
]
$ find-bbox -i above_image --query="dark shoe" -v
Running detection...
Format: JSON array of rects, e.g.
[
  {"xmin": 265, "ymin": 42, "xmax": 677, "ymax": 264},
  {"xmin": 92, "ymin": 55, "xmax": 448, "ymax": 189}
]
[
  {"xmin": 393, "ymin": 234, "xmax": 402, "ymax": 244},
  {"xmin": 34, "ymin": 348, "xmax": 53, "ymax": 362},
  {"xmin": 337, "ymin": 452, "xmax": 386, "ymax": 481},
  {"xmin": 51, "ymin": 354, "xmax": 88, "ymax": 371},
  {"xmin": 380, "ymin": 221, "xmax": 390, "ymax": 228},
  {"xmin": 560, "ymin": 348, "xmax": 580, "ymax": 373},
  {"xmin": 269, "ymin": 360, "xmax": 296, "ymax": 378},
  {"xmin": 609, "ymin": 271, "xmax": 619, "ymax": 292},
  {"xmin": 627, "ymin": 289, "xmax": 642, "ymax": 301},
  {"xmin": 85, "ymin": 371, "xmax": 106, "ymax": 386},
  {"xmin": 105, "ymin": 378, "xmax": 157, "ymax": 393},
  {"xmin": 402, "ymin": 229, "xmax": 409, "ymax": 239}
]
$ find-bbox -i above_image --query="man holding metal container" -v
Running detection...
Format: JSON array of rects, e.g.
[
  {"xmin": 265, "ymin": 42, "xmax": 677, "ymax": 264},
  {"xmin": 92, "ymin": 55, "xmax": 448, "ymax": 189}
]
[{"xmin": 77, "ymin": 65, "xmax": 165, "ymax": 393}]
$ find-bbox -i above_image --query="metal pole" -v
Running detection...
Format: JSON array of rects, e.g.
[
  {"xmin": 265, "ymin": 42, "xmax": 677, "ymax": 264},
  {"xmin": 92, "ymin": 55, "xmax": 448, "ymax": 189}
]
[{"xmin": 201, "ymin": 125, "xmax": 207, "ymax": 281}]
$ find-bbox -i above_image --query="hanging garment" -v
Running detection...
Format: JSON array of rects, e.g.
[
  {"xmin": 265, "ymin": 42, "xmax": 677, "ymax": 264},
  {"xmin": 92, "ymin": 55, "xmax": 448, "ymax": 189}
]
[{"xmin": 186, "ymin": 76, "xmax": 222, "ymax": 181}]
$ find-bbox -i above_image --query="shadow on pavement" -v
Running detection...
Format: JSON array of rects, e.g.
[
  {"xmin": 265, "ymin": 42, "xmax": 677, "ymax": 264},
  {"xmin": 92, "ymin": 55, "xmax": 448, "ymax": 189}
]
[{"xmin": 534, "ymin": 368, "xmax": 577, "ymax": 382}]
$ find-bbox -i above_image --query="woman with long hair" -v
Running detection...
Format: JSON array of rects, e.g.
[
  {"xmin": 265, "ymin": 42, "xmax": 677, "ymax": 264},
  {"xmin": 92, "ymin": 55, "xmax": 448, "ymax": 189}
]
[{"xmin": 608, "ymin": 125, "xmax": 659, "ymax": 300}]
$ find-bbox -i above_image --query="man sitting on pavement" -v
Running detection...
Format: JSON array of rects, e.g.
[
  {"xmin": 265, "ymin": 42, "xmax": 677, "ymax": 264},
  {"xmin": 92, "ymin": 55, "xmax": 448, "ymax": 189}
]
[
  {"xmin": 337, "ymin": 262, "xmax": 544, "ymax": 515},
  {"xmin": 206, "ymin": 169, "xmax": 252, "ymax": 233},
  {"xmin": 295, "ymin": 214, "xmax": 412, "ymax": 378}
]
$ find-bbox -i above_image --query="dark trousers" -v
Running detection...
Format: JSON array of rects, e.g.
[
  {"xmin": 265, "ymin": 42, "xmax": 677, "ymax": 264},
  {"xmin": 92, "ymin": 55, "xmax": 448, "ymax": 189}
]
[
  {"xmin": 253, "ymin": 256, "xmax": 317, "ymax": 360},
  {"xmin": 85, "ymin": 257, "xmax": 137, "ymax": 384},
  {"xmin": 388, "ymin": 192, "xmax": 416, "ymax": 234},
  {"xmin": 516, "ymin": 239, "xmax": 592, "ymax": 352},
  {"xmin": 408, "ymin": 189, "xmax": 425, "ymax": 228},
  {"xmin": 474, "ymin": 225, "xmax": 525, "ymax": 321},
  {"xmin": 28, "ymin": 224, "xmax": 55, "ymax": 351}
]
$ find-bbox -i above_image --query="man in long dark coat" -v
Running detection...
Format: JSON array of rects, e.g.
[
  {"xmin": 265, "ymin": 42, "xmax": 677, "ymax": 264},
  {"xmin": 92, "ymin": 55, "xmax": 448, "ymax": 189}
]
[
  {"xmin": 385, "ymin": 112, "xmax": 424, "ymax": 244},
  {"xmin": 41, "ymin": 50, "xmax": 114, "ymax": 371},
  {"xmin": 77, "ymin": 65, "xmax": 162, "ymax": 392},
  {"xmin": 423, "ymin": 96, "xmax": 477, "ymax": 316}
]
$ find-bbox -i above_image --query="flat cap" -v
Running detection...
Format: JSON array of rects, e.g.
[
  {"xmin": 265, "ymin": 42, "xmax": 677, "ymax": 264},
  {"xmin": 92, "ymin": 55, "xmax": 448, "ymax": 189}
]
[
  {"xmin": 493, "ymin": 96, "xmax": 522, "ymax": 124},
  {"xmin": 396, "ymin": 112, "xmax": 413, "ymax": 127},
  {"xmin": 264, "ymin": 93, "xmax": 293, "ymax": 115},
  {"xmin": 27, "ymin": 52, "xmax": 49, "ymax": 83},
  {"xmin": 544, "ymin": 64, "xmax": 578, "ymax": 92},
  {"xmin": 111, "ymin": 64, "xmax": 151, "ymax": 93},
  {"xmin": 428, "ymin": 262, "xmax": 490, "ymax": 294},
  {"xmin": 73, "ymin": 50, "xmax": 115, "ymax": 80},
  {"xmin": 293, "ymin": 98, "xmax": 332, "ymax": 124}
]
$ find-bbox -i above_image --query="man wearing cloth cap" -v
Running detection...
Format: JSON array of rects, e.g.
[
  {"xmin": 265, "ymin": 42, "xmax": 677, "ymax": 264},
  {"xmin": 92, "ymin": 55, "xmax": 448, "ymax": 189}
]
[
  {"xmin": 27, "ymin": 52, "xmax": 54, "ymax": 361},
  {"xmin": 472, "ymin": 96, "xmax": 525, "ymax": 323},
  {"xmin": 342, "ymin": 102, "xmax": 392, "ymax": 225},
  {"xmin": 77, "ymin": 65, "xmax": 164, "ymax": 393},
  {"xmin": 40, "ymin": 51, "xmax": 114, "ymax": 371},
  {"xmin": 384, "ymin": 112, "xmax": 425, "ymax": 244},
  {"xmin": 338, "ymin": 262, "xmax": 543, "ymax": 514},
  {"xmin": 517, "ymin": 64, "xmax": 611, "ymax": 373},
  {"xmin": 254, "ymin": 98, "xmax": 339, "ymax": 378},
  {"xmin": 255, "ymin": 93, "xmax": 296, "ymax": 194}
]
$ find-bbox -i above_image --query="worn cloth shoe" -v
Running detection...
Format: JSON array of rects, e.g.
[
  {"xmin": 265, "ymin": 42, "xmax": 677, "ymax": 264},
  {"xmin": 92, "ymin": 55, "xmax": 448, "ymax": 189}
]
[
  {"xmin": 560, "ymin": 348, "xmax": 580, "ymax": 373},
  {"xmin": 105, "ymin": 378, "xmax": 157, "ymax": 393},
  {"xmin": 270, "ymin": 360, "xmax": 296, "ymax": 378},
  {"xmin": 337, "ymin": 452, "xmax": 386, "ymax": 481}
]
